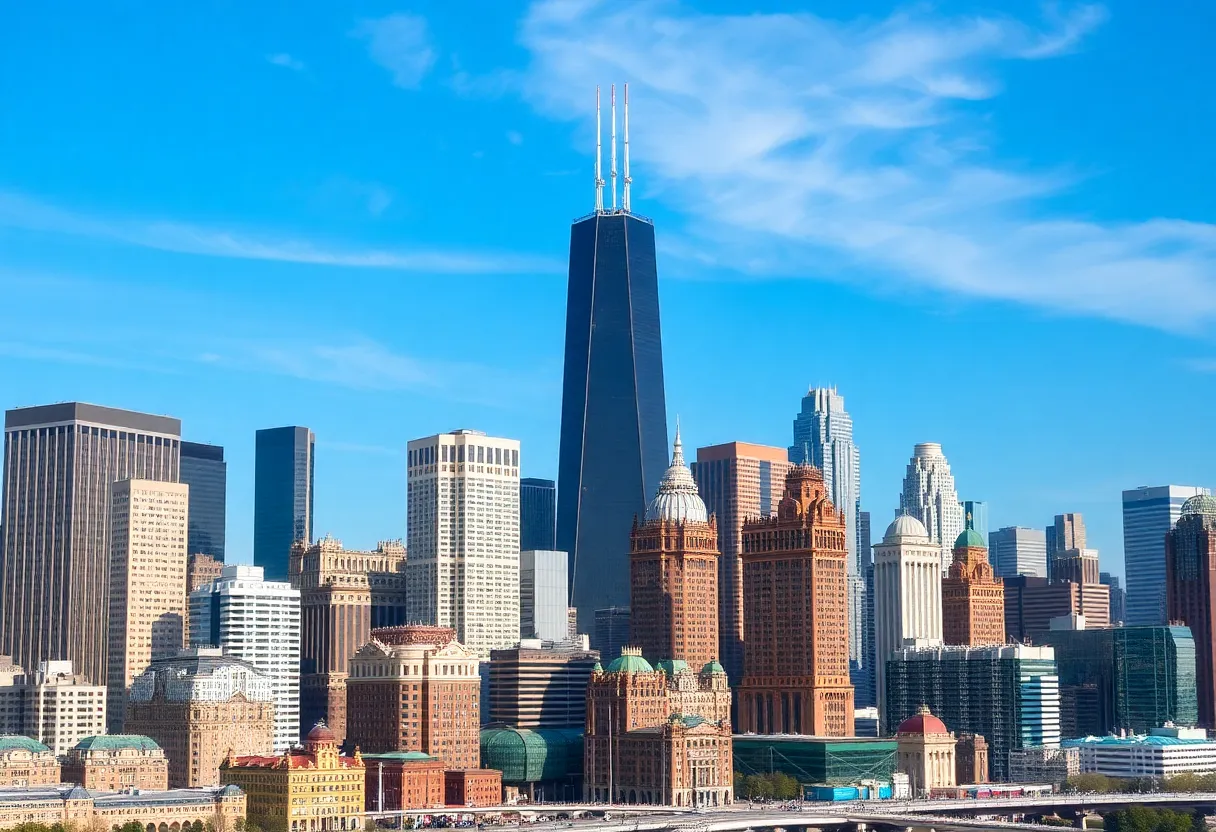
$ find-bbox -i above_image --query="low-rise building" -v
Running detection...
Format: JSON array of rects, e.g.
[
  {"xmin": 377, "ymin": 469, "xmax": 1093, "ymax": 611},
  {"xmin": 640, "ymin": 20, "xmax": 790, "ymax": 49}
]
[
  {"xmin": 480, "ymin": 727, "xmax": 583, "ymax": 803},
  {"xmin": 444, "ymin": 770, "xmax": 502, "ymax": 807},
  {"xmin": 0, "ymin": 737, "xmax": 60, "ymax": 787},
  {"xmin": 1007, "ymin": 746, "xmax": 1080, "ymax": 784},
  {"xmin": 61, "ymin": 735, "xmax": 169, "ymax": 791},
  {"xmin": 363, "ymin": 752, "xmax": 446, "ymax": 812},
  {"xmin": 1063, "ymin": 727, "xmax": 1216, "ymax": 778},
  {"xmin": 731, "ymin": 735, "xmax": 898, "ymax": 784},
  {"xmin": 895, "ymin": 708, "xmax": 956, "ymax": 797},
  {"xmin": 0, "ymin": 783, "xmax": 245, "ymax": 828}
]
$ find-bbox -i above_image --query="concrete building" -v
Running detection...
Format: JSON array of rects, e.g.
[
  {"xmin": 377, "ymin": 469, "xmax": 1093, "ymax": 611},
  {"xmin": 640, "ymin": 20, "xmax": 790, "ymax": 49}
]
[
  {"xmin": 1166, "ymin": 494, "xmax": 1216, "ymax": 727},
  {"xmin": 873, "ymin": 514, "xmax": 942, "ymax": 728},
  {"xmin": 189, "ymin": 564, "xmax": 301, "ymax": 751},
  {"xmin": 0, "ymin": 661, "xmax": 107, "ymax": 756},
  {"xmin": 593, "ymin": 607, "xmax": 631, "ymax": 665},
  {"xmin": 407, "ymin": 430, "xmax": 521, "ymax": 657},
  {"xmin": 0, "ymin": 784, "xmax": 245, "ymax": 830},
  {"xmin": 693, "ymin": 441, "xmax": 791, "ymax": 687},
  {"xmin": 290, "ymin": 535, "xmax": 408, "ymax": 743},
  {"xmin": 858, "ymin": 509, "xmax": 876, "ymax": 708},
  {"xmin": 1, "ymin": 403, "xmax": 181, "ymax": 684},
  {"xmin": 1004, "ymin": 576, "xmax": 1111, "ymax": 641},
  {"xmin": 942, "ymin": 524, "xmax": 1005, "ymax": 647},
  {"xmin": 488, "ymin": 640, "xmax": 598, "ymax": 729},
  {"xmin": 107, "ymin": 478, "xmax": 190, "ymax": 732},
  {"xmin": 899, "ymin": 443, "xmax": 964, "ymax": 572},
  {"xmin": 895, "ymin": 708, "xmax": 956, "ymax": 798},
  {"xmin": 253, "ymin": 426, "xmax": 315, "ymax": 581},
  {"xmin": 955, "ymin": 733, "xmax": 989, "ymax": 785},
  {"xmin": 520, "ymin": 550, "xmax": 569, "ymax": 642},
  {"xmin": 520, "ymin": 478, "xmax": 557, "ymax": 552},
  {"xmin": 346, "ymin": 626, "xmax": 481, "ymax": 769},
  {"xmin": 124, "ymin": 648, "xmax": 275, "ymax": 787},
  {"xmin": 1064, "ymin": 727, "xmax": 1216, "ymax": 778},
  {"xmin": 61, "ymin": 735, "xmax": 169, "ymax": 791},
  {"xmin": 180, "ymin": 440, "xmax": 226, "ymax": 562},
  {"xmin": 988, "ymin": 527, "xmax": 1047, "ymax": 579},
  {"xmin": 1125, "ymin": 485, "xmax": 1210, "ymax": 625},
  {"xmin": 0, "ymin": 737, "xmax": 60, "ymax": 787}
]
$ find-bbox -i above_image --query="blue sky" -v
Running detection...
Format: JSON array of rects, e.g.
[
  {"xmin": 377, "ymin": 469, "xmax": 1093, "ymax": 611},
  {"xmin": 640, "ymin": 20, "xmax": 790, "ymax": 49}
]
[{"xmin": 1, "ymin": 1, "xmax": 1214, "ymax": 577}]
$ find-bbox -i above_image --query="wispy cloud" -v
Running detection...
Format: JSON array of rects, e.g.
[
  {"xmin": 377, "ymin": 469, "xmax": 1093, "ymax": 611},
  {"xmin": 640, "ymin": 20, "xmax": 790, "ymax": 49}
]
[
  {"xmin": 267, "ymin": 53, "xmax": 306, "ymax": 72},
  {"xmin": 0, "ymin": 191, "xmax": 562, "ymax": 275},
  {"xmin": 518, "ymin": 1, "xmax": 1216, "ymax": 333},
  {"xmin": 506, "ymin": 130, "xmax": 524, "ymax": 146},
  {"xmin": 352, "ymin": 13, "xmax": 436, "ymax": 89}
]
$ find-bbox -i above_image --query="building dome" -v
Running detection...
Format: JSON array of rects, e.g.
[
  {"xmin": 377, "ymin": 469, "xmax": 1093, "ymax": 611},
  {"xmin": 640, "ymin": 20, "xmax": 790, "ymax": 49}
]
[
  {"xmin": 479, "ymin": 727, "xmax": 582, "ymax": 785},
  {"xmin": 700, "ymin": 660, "xmax": 726, "ymax": 676},
  {"xmin": 305, "ymin": 721, "xmax": 337, "ymax": 745},
  {"xmin": 645, "ymin": 426, "xmax": 708, "ymax": 524},
  {"xmin": 655, "ymin": 659, "xmax": 690, "ymax": 676},
  {"xmin": 606, "ymin": 647, "xmax": 654, "ymax": 674},
  {"xmin": 884, "ymin": 514, "xmax": 929, "ymax": 542},
  {"xmin": 897, "ymin": 706, "xmax": 949, "ymax": 735},
  {"xmin": 1182, "ymin": 495, "xmax": 1216, "ymax": 518},
  {"xmin": 954, "ymin": 527, "xmax": 985, "ymax": 550}
]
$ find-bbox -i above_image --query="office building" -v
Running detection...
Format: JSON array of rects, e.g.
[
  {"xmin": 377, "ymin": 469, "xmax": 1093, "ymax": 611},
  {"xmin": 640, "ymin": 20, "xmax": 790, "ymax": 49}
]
[
  {"xmin": 407, "ymin": 430, "xmax": 521, "ymax": 657},
  {"xmin": 184, "ymin": 554, "xmax": 224, "ymax": 640},
  {"xmin": 253, "ymin": 426, "xmax": 315, "ymax": 581},
  {"xmin": 1049, "ymin": 513, "xmax": 1086, "ymax": 584},
  {"xmin": 1101, "ymin": 572, "xmax": 1127, "ymax": 624},
  {"xmin": 0, "ymin": 737, "xmax": 60, "ymax": 787},
  {"xmin": 107, "ymin": 479, "xmax": 190, "ymax": 732},
  {"xmin": 290, "ymin": 535, "xmax": 407, "ymax": 742},
  {"xmin": 857, "ymin": 510, "xmax": 876, "ymax": 709},
  {"xmin": 895, "ymin": 708, "xmax": 956, "ymax": 797},
  {"xmin": 853, "ymin": 707, "xmax": 880, "ymax": 738},
  {"xmin": 1054, "ymin": 546, "xmax": 1101, "ymax": 585},
  {"xmin": 444, "ymin": 769, "xmax": 504, "ymax": 808},
  {"xmin": 693, "ymin": 442, "xmax": 791, "ymax": 684},
  {"xmin": 557, "ymin": 144, "xmax": 670, "ymax": 638},
  {"xmin": 1167, "ymin": 494, "xmax": 1216, "ymax": 727},
  {"xmin": 731, "ymin": 735, "xmax": 898, "ymax": 785},
  {"xmin": 62, "ymin": 735, "xmax": 169, "ymax": 791},
  {"xmin": 1, "ymin": 403, "xmax": 181, "ymax": 683},
  {"xmin": 488, "ymin": 639, "xmax": 599, "ymax": 728},
  {"xmin": 630, "ymin": 430, "xmax": 719, "ymax": 671},
  {"xmin": 873, "ymin": 514, "xmax": 943, "ymax": 728},
  {"xmin": 1063, "ymin": 727, "xmax": 1216, "ymax": 778},
  {"xmin": 1004, "ymin": 577, "xmax": 1109, "ymax": 640},
  {"xmin": 961, "ymin": 501, "xmax": 988, "ymax": 542},
  {"xmin": 1037, "ymin": 625, "xmax": 1197, "ymax": 737},
  {"xmin": 189, "ymin": 564, "xmax": 300, "ymax": 752},
  {"xmin": 956, "ymin": 734, "xmax": 989, "ymax": 784},
  {"xmin": 0, "ymin": 784, "xmax": 245, "ymax": 829},
  {"xmin": 989, "ymin": 527, "xmax": 1047, "ymax": 579},
  {"xmin": 124, "ymin": 649, "xmax": 275, "ymax": 787},
  {"xmin": 346, "ymin": 625, "xmax": 481, "ymax": 768},
  {"xmin": 0, "ymin": 661, "xmax": 106, "ymax": 756},
  {"xmin": 520, "ymin": 550, "xmax": 569, "ymax": 642},
  {"xmin": 593, "ymin": 607, "xmax": 630, "ymax": 663},
  {"xmin": 885, "ymin": 644, "xmax": 1061, "ymax": 781},
  {"xmin": 520, "ymin": 478, "xmax": 557, "ymax": 552},
  {"xmin": 899, "ymin": 443, "xmax": 964, "ymax": 571},
  {"xmin": 1125, "ymin": 485, "xmax": 1210, "ymax": 625},
  {"xmin": 941, "ymin": 522, "xmax": 1005, "ymax": 647},
  {"xmin": 180, "ymin": 441, "xmax": 226, "ymax": 561},
  {"xmin": 739, "ymin": 466, "xmax": 854, "ymax": 736}
]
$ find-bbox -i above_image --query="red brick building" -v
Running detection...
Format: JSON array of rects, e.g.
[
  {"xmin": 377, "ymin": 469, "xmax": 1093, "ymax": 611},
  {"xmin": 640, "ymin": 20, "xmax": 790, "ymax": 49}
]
[
  {"xmin": 942, "ymin": 523, "xmax": 1005, "ymax": 647},
  {"xmin": 362, "ymin": 752, "xmax": 446, "ymax": 811},
  {"xmin": 444, "ymin": 769, "xmax": 503, "ymax": 807},
  {"xmin": 738, "ymin": 465, "xmax": 853, "ymax": 736}
]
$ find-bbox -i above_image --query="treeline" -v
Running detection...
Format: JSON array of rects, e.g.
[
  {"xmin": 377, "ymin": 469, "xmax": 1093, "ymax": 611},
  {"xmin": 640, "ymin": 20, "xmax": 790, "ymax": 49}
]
[
  {"xmin": 733, "ymin": 771, "xmax": 801, "ymax": 800},
  {"xmin": 1066, "ymin": 773, "xmax": 1216, "ymax": 794},
  {"xmin": 1104, "ymin": 807, "xmax": 1205, "ymax": 832}
]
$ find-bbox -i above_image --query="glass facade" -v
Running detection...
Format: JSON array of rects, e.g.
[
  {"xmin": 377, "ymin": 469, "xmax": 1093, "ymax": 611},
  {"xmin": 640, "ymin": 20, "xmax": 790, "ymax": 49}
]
[
  {"xmin": 520, "ymin": 478, "xmax": 557, "ymax": 552},
  {"xmin": 181, "ymin": 441, "xmax": 226, "ymax": 561},
  {"xmin": 732, "ymin": 736, "xmax": 897, "ymax": 784},
  {"xmin": 557, "ymin": 212, "xmax": 668, "ymax": 635},
  {"xmin": 963, "ymin": 500, "xmax": 989, "ymax": 541},
  {"xmin": 1123, "ymin": 486, "xmax": 1209, "ymax": 625},
  {"xmin": 254, "ymin": 426, "xmax": 314, "ymax": 581}
]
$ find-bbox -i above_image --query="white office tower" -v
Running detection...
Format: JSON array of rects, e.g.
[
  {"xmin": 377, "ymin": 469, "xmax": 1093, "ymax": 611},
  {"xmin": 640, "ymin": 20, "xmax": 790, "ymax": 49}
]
[
  {"xmin": 1123, "ymin": 485, "xmax": 1211, "ymax": 625},
  {"xmin": 790, "ymin": 387, "xmax": 864, "ymax": 669},
  {"xmin": 989, "ymin": 526, "xmax": 1049, "ymax": 579},
  {"xmin": 520, "ymin": 550, "xmax": 570, "ymax": 642},
  {"xmin": 406, "ymin": 430, "xmax": 521, "ymax": 657},
  {"xmin": 189, "ymin": 564, "xmax": 300, "ymax": 752},
  {"xmin": 873, "ymin": 514, "xmax": 943, "ymax": 728},
  {"xmin": 900, "ymin": 443, "xmax": 965, "ymax": 571}
]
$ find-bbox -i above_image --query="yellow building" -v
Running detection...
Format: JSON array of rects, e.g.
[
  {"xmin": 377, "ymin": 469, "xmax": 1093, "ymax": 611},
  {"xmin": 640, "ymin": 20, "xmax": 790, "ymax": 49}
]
[
  {"xmin": 0, "ymin": 783, "xmax": 245, "ymax": 830},
  {"xmin": 221, "ymin": 721, "xmax": 364, "ymax": 832}
]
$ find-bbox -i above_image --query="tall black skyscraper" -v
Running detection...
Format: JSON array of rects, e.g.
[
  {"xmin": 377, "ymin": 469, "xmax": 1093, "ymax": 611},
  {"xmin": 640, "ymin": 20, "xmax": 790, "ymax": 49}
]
[
  {"xmin": 181, "ymin": 441, "xmax": 227, "ymax": 561},
  {"xmin": 557, "ymin": 84, "xmax": 669, "ymax": 632},
  {"xmin": 254, "ymin": 426, "xmax": 314, "ymax": 580},
  {"xmin": 520, "ymin": 478, "xmax": 557, "ymax": 552}
]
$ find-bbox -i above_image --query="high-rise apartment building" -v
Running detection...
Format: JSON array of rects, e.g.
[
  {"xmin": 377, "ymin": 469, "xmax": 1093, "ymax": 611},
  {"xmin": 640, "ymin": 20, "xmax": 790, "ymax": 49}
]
[
  {"xmin": 520, "ymin": 550, "xmax": 569, "ymax": 642},
  {"xmin": 253, "ymin": 426, "xmax": 315, "ymax": 581},
  {"xmin": 1050, "ymin": 513, "xmax": 1087, "ymax": 583},
  {"xmin": 739, "ymin": 466, "xmax": 854, "ymax": 736},
  {"xmin": 1125, "ymin": 485, "xmax": 1210, "ymax": 625},
  {"xmin": 406, "ymin": 430, "xmax": 520, "ymax": 657},
  {"xmin": 941, "ymin": 523, "xmax": 1005, "ymax": 647},
  {"xmin": 107, "ymin": 479, "xmax": 190, "ymax": 732},
  {"xmin": 693, "ymin": 442, "xmax": 791, "ymax": 685},
  {"xmin": 487, "ymin": 639, "xmax": 599, "ymax": 728},
  {"xmin": 630, "ymin": 431, "xmax": 719, "ymax": 671},
  {"xmin": 989, "ymin": 527, "xmax": 1048, "ymax": 579},
  {"xmin": 1166, "ymin": 495, "xmax": 1216, "ymax": 727},
  {"xmin": 0, "ymin": 660, "xmax": 106, "ymax": 755},
  {"xmin": 873, "ymin": 515, "xmax": 943, "ymax": 728},
  {"xmin": 1, "ymin": 403, "xmax": 181, "ymax": 684},
  {"xmin": 520, "ymin": 478, "xmax": 557, "ymax": 552},
  {"xmin": 180, "ymin": 441, "xmax": 226, "ymax": 561},
  {"xmin": 899, "ymin": 443, "xmax": 964, "ymax": 571},
  {"xmin": 189, "ymin": 564, "xmax": 301, "ymax": 751},
  {"xmin": 962, "ymin": 501, "xmax": 989, "ymax": 541},
  {"xmin": 1101, "ymin": 572, "xmax": 1127, "ymax": 624},
  {"xmin": 557, "ymin": 185, "xmax": 669, "ymax": 637}
]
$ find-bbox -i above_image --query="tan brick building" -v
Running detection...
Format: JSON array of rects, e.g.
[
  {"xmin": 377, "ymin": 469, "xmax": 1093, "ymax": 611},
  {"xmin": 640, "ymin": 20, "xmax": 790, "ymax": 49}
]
[
  {"xmin": 0, "ymin": 784, "xmax": 245, "ymax": 830},
  {"xmin": 61, "ymin": 735, "xmax": 169, "ymax": 791},
  {"xmin": 738, "ymin": 465, "xmax": 854, "ymax": 736},
  {"xmin": 0, "ymin": 737, "xmax": 60, "ymax": 787},
  {"xmin": 444, "ymin": 769, "xmax": 503, "ymax": 808},
  {"xmin": 942, "ymin": 524, "xmax": 1006, "ymax": 647}
]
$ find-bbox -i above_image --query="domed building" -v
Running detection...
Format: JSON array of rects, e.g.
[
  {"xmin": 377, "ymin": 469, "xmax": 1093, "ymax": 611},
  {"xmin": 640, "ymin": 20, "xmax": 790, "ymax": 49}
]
[
  {"xmin": 895, "ymin": 706, "xmax": 957, "ymax": 797},
  {"xmin": 0, "ymin": 736, "xmax": 59, "ymax": 787},
  {"xmin": 942, "ymin": 515, "xmax": 1005, "ymax": 647}
]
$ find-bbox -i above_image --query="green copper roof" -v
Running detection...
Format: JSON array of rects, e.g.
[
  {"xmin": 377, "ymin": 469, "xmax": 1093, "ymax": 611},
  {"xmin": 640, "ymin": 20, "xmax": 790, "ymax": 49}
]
[
  {"xmin": 480, "ymin": 727, "xmax": 583, "ymax": 784},
  {"xmin": 701, "ymin": 660, "xmax": 725, "ymax": 675},
  {"xmin": 73, "ymin": 735, "xmax": 161, "ymax": 752},
  {"xmin": 606, "ymin": 652, "xmax": 654, "ymax": 674},
  {"xmin": 954, "ymin": 527, "xmax": 985, "ymax": 549},
  {"xmin": 362, "ymin": 751, "xmax": 436, "ymax": 762},
  {"xmin": 591, "ymin": 661, "xmax": 603, "ymax": 673},
  {"xmin": 655, "ymin": 659, "xmax": 689, "ymax": 675},
  {"xmin": 678, "ymin": 715, "xmax": 707, "ymax": 728},
  {"xmin": 0, "ymin": 736, "xmax": 51, "ymax": 754}
]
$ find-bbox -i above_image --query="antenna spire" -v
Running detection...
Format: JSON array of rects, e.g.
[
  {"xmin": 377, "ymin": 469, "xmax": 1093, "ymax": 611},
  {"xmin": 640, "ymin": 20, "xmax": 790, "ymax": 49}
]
[
  {"xmin": 623, "ymin": 82, "xmax": 631, "ymax": 213},
  {"xmin": 610, "ymin": 84, "xmax": 618, "ymax": 211},
  {"xmin": 595, "ymin": 86, "xmax": 604, "ymax": 212}
]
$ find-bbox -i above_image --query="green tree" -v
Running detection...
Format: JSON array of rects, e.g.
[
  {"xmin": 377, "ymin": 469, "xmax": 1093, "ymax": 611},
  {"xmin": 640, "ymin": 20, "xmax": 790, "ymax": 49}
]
[
  {"xmin": 118, "ymin": 822, "xmax": 146, "ymax": 832},
  {"xmin": 1067, "ymin": 773, "xmax": 1116, "ymax": 793}
]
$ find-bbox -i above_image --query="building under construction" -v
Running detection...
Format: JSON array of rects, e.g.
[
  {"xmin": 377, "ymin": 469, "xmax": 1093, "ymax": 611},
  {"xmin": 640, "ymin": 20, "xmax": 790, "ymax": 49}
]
[{"xmin": 732, "ymin": 735, "xmax": 897, "ymax": 784}]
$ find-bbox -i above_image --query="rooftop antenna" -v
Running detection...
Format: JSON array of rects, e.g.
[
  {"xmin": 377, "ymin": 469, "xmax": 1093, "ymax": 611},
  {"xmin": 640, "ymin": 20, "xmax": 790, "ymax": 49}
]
[
  {"xmin": 623, "ymin": 82, "xmax": 632, "ymax": 212},
  {"xmin": 595, "ymin": 86, "xmax": 604, "ymax": 212},
  {"xmin": 610, "ymin": 84, "xmax": 618, "ymax": 211}
]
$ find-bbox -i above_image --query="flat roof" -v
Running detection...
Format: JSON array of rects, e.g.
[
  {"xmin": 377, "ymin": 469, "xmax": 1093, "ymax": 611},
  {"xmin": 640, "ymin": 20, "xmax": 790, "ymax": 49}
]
[{"xmin": 6, "ymin": 402, "xmax": 180, "ymax": 436}]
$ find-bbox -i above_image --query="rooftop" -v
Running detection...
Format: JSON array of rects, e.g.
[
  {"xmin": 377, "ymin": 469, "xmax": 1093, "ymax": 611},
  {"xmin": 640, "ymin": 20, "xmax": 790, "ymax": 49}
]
[
  {"xmin": 73, "ymin": 735, "xmax": 162, "ymax": 753},
  {"xmin": 1064, "ymin": 735, "xmax": 1216, "ymax": 748},
  {"xmin": 0, "ymin": 736, "xmax": 51, "ymax": 754}
]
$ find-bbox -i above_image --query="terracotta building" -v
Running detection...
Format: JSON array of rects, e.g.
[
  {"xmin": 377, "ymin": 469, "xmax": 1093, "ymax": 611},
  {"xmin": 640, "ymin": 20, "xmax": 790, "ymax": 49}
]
[
  {"xmin": 0, "ymin": 784, "xmax": 245, "ymax": 830},
  {"xmin": 290, "ymin": 536, "xmax": 408, "ymax": 743},
  {"xmin": 630, "ymin": 429, "xmax": 720, "ymax": 671},
  {"xmin": 955, "ymin": 733, "xmax": 989, "ymax": 784},
  {"xmin": 1166, "ymin": 495, "xmax": 1216, "ymax": 727},
  {"xmin": 345, "ymin": 626, "xmax": 480, "ymax": 769},
  {"xmin": 363, "ymin": 752, "xmax": 446, "ymax": 812},
  {"xmin": 942, "ymin": 522, "xmax": 1006, "ymax": 646},
  {"xmin": 738, "ymin": 465, "xmax": 854, "ymax": 736},
  {"xmin": 61, "ymin": 735, "xmax": 169, "ymax": 791},
  {"xmin": 444, "ymin": 769, "xmax": 503, "ymax": 808},
  {"xmin": 221, "ymin": 721, "xmax": 364, "ymax": 832},
  {"xmin": 895, "ymin": 707, "xmax": 956, "ymax": 797},
  {"xmin": 0, "ymin": 737, "xmax": 60, "ymax": 787}
]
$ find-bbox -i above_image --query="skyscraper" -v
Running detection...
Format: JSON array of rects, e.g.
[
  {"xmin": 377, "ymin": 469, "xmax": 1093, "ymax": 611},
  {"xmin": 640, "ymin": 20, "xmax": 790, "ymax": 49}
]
[
  {"xmin": 1166, "ymin": 495, "xmax": 1216, "ymax": 727},
  {"xmin": 406, "ymin": 430, "xmax": 521, "ymax": 657},
  {"xmin": 858, "ymin": 509, "xmax": 876, "ymax": 709},
  {"xmin": 1101, "ymin": 572, "xmax": 1127, "ymax": 624},
  {"xmin": 941, "ymin": 521, "xmax": 1005, "ymax": 647},
  {"xmin": 180, "ymin": 441, "xmax": 227, "ymax": 561},
  {"xmin": 900, "ymin": 443, "xmax": 964, "ymax": 571},
  {"xmin": 1, "ymin": 402, "xmax": 181, "ymax": 684},
  {"xmin": 1049, "ymin": 513, "xmax": 1086, "ymax": 584},
  {"xmin": 520, "ymin": 478, "xmax": 557, "ymax": 552},
  {"xmin": 1125, "ymin": 485, "xmax": 1210, "ymax": 625},
  {"xmin": 692, "ymin": 441, "xmax": 792, "ymax": 683},
  {"xmin": 557, "ymin": 90, "xmax": 668, "ymax": 635},
  {"xmin": 962, "ymin": 501, "xmax": 989, "ymax": 541},
  {"xmin": 254, "ymin": 426, "xmax": 315, "ymax": 581},
  {"xmin": 520, "ymin": 550, "xmax": 569, "ymax": 642},
  {"xmin": 989, "ymin": 526, "xmax": 1048, "ymax": 579}
]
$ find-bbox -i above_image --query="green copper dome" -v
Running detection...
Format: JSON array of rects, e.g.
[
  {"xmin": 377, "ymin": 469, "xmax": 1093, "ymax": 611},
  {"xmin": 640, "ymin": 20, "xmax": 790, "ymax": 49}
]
[
  {"xmin": 591, "ymin": 661, "xmax": 603, "ymax": 673},
  {"xmin": 606, "ymin": 650, "xmax": 654, "ymax": 674},
  {"xmin": 655, "ymin": 659, "xmax": 689, "ymax": 676},
  {"xmin": 954, "ymin": 527, "xmax": 985, "ymax": 549},
  {"xmin": 701, "ymin": 660, "xmax": 726, "ymax": 675},
  {"xmin": 0, "ymin": 736, "xmax": 51, "ymax": 754}
]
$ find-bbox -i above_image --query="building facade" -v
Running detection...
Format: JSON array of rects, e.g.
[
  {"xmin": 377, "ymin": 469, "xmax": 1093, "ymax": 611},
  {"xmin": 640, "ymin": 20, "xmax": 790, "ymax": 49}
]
[
  {"xmin": 520, "ymin": 478, "xmax": 557, "ymax": 552},
  {"xmin": 1007, "ymin": 746, "xmax": 1079, "ymax": 784},
  {"xmin": 0, "ymin": 661, "xmax": 107, "ymax": 756},
  {"xmin": 180, "ymin": 440, "xmax": 227, "ymax": 562},
  {"xmin": 254, "ymin": 425, "xmax": 315, "ymax": 581},
  {"xmin": 899, "ymin": 443, "xmax": 964, "ymax": 572},
  {"xmin": 739, "ymin": 466, "xmax": 854, "ymax": 736},
  {"xmin": 962, "ymin": 501, "xmax": 988, "ymax": 542},
  {"xmin": 0, "ymin": 737, "xmax": 60, "ymax": 787},
  {"xmin": 0, "ymin": 784, "xmax": 246, "ymax": 830},
  {"xmin": 185, "ymin": 553, "xmax": 224, "ymax": 641},
  {"xmin": 407, "ymin": 430, "xmax": 521, "ymax": 657},
  {"xmin": 107, "ymin": 478, "xmax": 190, "ymax": 732},
  {"xmin": 955, "ymin": 733, "xmax": 989, "ymax": 784},
  {"xmin": 989, "ymin": 527, "xmax": 1048, "ymax": 579},
  {"xmin": 190, "ymin": 564, "xmax": 301, "ymax": 751},
  {"xmin": 363, "ymin": 752, "xmax": 446, "ymax": 812},
  {"xmin": 61, "ymin": 735, "xmax": 169, "ymax": 791},
  {"xmin": 941, "ymin": 525, "xmax": 1005, "ymax": 647},
  {"xmin": 1101, "ymin": 572, "xmax": 1127, "ymax": 624},
  {"xmin": 1166, "ymin": 494, "xmax": 1216, "ymax": 727},
  {"xmin": 594, "ymin": 607, "xmax": 631, "ymax": 665},
  {"xmin": 1049, "ymin": 513, "xmax": 1087, "ymax": 585},
  {"xmin": 488, "ymin": 640, "xmax": 599, "ymax": 729},
  {"xmin": 443, "ymin": 769, "xmax": 503, "ymax": 808},
  {"xmin": 1004, "ymin": 576, "xmax": 1110, "ymax": 641},
  {"xmin": 1125, "ymin": 485, "xmax": 1210, "ymax": 625},
  {"xmin": 1, "ymin": 403, "xmax": 181, "ymax": 684},
  {"xmin": 520, "ymin": 550, "xmax": 569, "ymax": 642},
  {"xmin": 895, "ymin": 708, "xmax": 956, "ymax": 797},
  {"xmin": 1064, "ymin": 727, "xmax": 1216, "ymax": 778}
]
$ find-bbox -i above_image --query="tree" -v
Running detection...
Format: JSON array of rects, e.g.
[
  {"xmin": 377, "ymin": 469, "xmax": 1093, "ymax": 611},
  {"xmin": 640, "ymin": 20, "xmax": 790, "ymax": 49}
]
[
  {"xmin": 1067, "ymin": 773, "xmax": 1116, "ymax": 793},
  {"xmin": 119, "ymin": 822, "xmax": 146, "ymax": 832}
]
